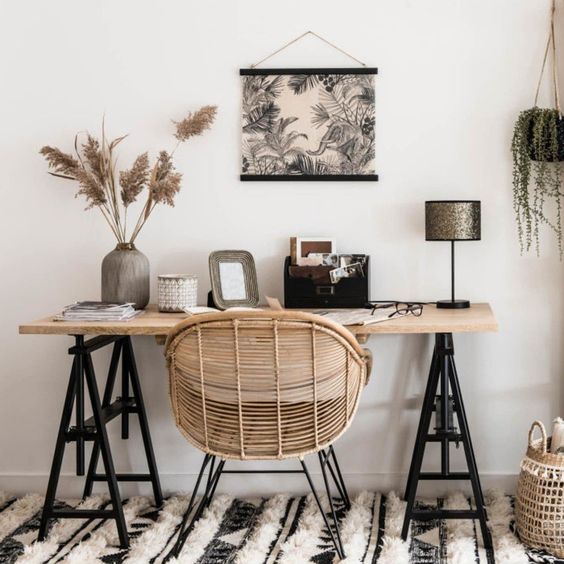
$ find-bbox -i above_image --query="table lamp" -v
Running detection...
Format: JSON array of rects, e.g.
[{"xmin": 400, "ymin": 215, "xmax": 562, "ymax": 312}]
[{"xmin": 425, "ymin": 200, "xmax": 481, "ymax": 309}]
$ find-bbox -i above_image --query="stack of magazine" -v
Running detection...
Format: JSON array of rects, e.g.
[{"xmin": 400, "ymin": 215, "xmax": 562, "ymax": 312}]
[{"xmin": 55, "ymin": 302, "xmax": 142, "ymax": 322}]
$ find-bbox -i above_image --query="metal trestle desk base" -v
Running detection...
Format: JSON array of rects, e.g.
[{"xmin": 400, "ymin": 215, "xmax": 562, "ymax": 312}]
[
  {"xmin": 38, "ymin": 335, "xmax": 163, "ymax": 549},
  {"xmin": 401, "ymin": 333, "xmax": 493, "ymax": 559}
]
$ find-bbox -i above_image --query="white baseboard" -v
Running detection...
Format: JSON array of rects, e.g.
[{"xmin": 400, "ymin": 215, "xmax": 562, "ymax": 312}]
[{"xmin": 0, "ymin": 472, "xmax": 518, "ymax": 498}]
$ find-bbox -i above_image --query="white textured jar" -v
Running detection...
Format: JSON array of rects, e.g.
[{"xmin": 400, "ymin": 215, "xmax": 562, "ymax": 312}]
[{"xmin": 158, "ymin": 274, "xmax": 198, "ymax": 312}]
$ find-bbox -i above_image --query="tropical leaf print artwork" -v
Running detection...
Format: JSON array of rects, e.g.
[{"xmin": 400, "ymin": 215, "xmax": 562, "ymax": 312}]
[{"xmin": 240, "ymin": 69, "xmax": 378, "ymax": 179}]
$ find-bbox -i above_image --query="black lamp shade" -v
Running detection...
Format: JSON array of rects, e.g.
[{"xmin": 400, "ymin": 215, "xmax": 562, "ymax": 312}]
[{"xmin": 425, "ymin": 200, "xmax": 481, "ymax": 241}]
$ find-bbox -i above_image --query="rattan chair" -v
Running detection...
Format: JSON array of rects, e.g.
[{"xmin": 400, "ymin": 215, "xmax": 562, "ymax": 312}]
[{"xmin": 164, "ymin": 310, "xmax": 371, "ymax": 560}]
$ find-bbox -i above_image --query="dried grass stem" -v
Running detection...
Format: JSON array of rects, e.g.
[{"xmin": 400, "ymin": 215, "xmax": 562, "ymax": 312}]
[{"xmin": 40, "ymin": 106, "xmax": 217, "ymax": 244}]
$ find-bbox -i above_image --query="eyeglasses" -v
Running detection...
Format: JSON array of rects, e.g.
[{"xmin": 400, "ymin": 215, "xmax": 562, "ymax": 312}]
[{"xmin": 367, "ymin": 301, "xmax": 425, "ymax": 319}]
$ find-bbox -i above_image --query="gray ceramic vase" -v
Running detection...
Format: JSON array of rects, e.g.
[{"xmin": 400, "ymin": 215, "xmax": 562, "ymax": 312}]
[{"xmin": 101, "ymin": 244, "xmax": 150, "ymax": 309}]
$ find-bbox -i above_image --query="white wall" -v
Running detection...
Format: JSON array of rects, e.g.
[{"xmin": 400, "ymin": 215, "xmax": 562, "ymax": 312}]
[{"xmin": 1, "ymin": 0, "xmax": 563, "ymax": 498}]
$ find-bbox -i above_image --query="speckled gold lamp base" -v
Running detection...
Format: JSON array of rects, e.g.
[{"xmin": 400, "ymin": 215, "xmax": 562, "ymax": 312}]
[{"xmin": 437, "ymin": 299, "xmax": 470, "ymax": 309}]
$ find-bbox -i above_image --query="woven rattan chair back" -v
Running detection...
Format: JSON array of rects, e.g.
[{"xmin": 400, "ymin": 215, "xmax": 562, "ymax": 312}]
[{"xmin": 165, "ymin": 310, "xmax": 368, "ymax": 461}]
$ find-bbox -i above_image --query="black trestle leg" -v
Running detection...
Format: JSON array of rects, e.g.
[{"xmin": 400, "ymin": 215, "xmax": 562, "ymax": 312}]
[
  {"xmin": 76, "ymin": 351, "xmax": 85, "ymax": 476},
  {"xmin": 440, "ymin": 338, "xmax": 450, "ymax": 476},
  {"xmin": 39, "ymin": 335, "xmax": 162, "ymax": 549},
  {"xmin": 83, "ymin": 341, "xmax": 122, "ymax": 499},
  {"xmin": 400, "ymin": 333, "xmax": 493, "ymax": 561},
  {"xmin": 83, "ymin": 353, "xmax": 128, "ymax": 548},
  {"xmin": 401, "ymin": 345, "xmax": 442, "ymax": 540},
  {"xmin": 123, "ymin": 337, "xmax": 163, "ymax": 507},
  {"xmin": 121, "ymin": 341, "xmax": 129, "ymax": 440},
  {"xmin": 448, "ymin": 355, "xmax": 493, "ymax": 554},
  {"xmin": 403, "ymin": 347, "xmax": 439, "ymax": 502},
  {"xmin": 82, "ymin": 338, "xmax": 162, "ymax": 508},
  {"xmin": 301, "ymin": 458, "xmax": 345, "ymax": 560},
  {"xmin": 38, "ymin": 358, "xmax": 79, "ymax": 541}
]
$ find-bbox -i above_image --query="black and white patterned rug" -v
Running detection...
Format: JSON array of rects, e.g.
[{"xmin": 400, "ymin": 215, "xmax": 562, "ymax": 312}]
[{"xmin": 0, "ymin": 489, "xmax": 559, "ymax": 563}]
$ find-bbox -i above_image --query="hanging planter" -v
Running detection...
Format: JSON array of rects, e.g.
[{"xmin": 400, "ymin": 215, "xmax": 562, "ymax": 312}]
[
  {"xmin": 525, "ymin": 108, "xmax": 564, "ymax": 162},
  {"xmin": 512, "ymin": 0, "xmax": 564, "ymax": 255}
]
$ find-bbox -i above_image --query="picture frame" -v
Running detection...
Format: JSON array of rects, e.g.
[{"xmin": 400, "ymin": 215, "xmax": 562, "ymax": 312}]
[
  {"xmin": 296, "ymin": 237, "xmax": 336, "ymax": 266},
  {"xmin": 240, "ymin": 67, "xmax": 378, "ymax": 181},
  {"xmin": 209, "ymin": 250, "xmax": 259, "ymax": 309}
]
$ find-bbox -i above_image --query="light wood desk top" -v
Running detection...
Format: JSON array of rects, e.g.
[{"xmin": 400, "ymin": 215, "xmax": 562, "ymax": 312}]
[{"xmin": 19, "ymin": 303, "xmax": 498, "ymax": 342}]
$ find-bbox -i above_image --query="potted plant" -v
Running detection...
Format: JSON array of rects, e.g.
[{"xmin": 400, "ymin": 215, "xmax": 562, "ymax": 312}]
[
  {"xmin": 511, "ymin": 0, "xmax": 564, "ymax": 255},
  {"xmin": 40, "ymin": 106, "xmax": 217, "ymax": 308}
]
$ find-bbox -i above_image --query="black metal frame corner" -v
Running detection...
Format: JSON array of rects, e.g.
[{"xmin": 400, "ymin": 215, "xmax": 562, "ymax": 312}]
[
  {"xmin": 401, "ymin": 333, "xmax": 494, "ymax": 560},
  {"xmin": 165, "ymin": 445, "xmax": 349, "ymax": 561},
  {"xmin": 37, "ymin": 335, "xmax": 163, "ymax": 548}
]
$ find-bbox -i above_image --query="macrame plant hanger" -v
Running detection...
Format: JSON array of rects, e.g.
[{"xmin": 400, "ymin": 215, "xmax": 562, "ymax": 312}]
[
  {"xmin": 534, "ymin": 0, "xmax": 561, "ymax": 114},
  {"xmin": 250, "ymin": 30, "xmax": 366, "ymax": 68}
]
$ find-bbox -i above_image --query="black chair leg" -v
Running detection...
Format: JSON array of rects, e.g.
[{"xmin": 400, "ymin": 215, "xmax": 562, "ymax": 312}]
[
  {"xmin": 325, "ymin": 446, "xmax": 351, "ymax": 509},
  {"xmin": 166, "ymin": 455, "xmax": 225, "ymax": 561},
  {"xmin": 318, "ymin": 452, "xmax": 346, "ymax": 558},
  {"xmin": 301, "ymin": 458, "xmax": 346, "ymax": 559},
  {"xmin": 205, "ymin": 459, "xmax": 225, "ymax": 508},
  {"xmin": 165, "ymin": 454, "xmax": 212, "ymax": 560},
  {"xmin": 320, "ymin": 449, "xmax": 347, "ymax": 510},
  {"xmin": 167, "ymin": 454, "xmax": 348, "ymax": 561}
]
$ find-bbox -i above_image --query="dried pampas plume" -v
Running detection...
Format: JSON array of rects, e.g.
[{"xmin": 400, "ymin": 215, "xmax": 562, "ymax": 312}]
[
  {"xmin": 174, "ymin": 105, "xmax": 217, "ymax": 142},
  {"xmin": 75, "ymin": 168, "xmax": 107, "ymax": 208},
  {"xmin": 120, "ymin": 152, "xmax": 149, "ymax": 207},
  {"xmin": 82, "ymin": 135, "xmax": 104, "ymax": 183},
  {"xmin": 40, "ymin": 105, "xmax": 217, "ymax": 245},
  {"xmin": 39, "ymin": 146, "xmax": 80, "ymax": 178}
]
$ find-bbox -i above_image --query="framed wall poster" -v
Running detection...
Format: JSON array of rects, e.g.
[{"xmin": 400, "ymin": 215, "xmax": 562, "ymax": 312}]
[{"xmin": 240, "ymin": 68, "xmax": 378, "ymax": 181}]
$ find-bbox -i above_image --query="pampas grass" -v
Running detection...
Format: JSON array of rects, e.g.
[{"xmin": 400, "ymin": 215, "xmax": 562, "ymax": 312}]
[{"xmin": 40, "ymin": 107, "xmax": 217, "ymax": 245}]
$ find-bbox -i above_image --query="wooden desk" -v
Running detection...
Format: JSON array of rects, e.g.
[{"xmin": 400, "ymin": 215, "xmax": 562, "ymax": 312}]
[
  {"xmin": 19, "ymin": 303, "xmax": 497, "ymax": 554},
  {"xmin": 20, "ymin": 302, "xmax": 497, "ymax": 339}
]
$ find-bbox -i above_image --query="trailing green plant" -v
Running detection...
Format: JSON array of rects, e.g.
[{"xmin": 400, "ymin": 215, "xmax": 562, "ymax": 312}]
[
  {"xmin": 511, "ymin": 0, "xmax": 564, "ymax": 257},
  {"xmin": 511, "ymin": 107, "xmax": 563, "ymax": 255}
]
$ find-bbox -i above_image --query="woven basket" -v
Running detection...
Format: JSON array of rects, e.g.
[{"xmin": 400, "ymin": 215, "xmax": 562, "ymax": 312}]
[{"xmin": 515, "ymin": 420, "xmax": 564, "ymax": 557}]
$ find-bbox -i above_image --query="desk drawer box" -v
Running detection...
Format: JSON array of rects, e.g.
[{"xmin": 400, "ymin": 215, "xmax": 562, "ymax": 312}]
[{"xmin": 283, "ymin": 256, "xmax": 369, "ymax": 309}]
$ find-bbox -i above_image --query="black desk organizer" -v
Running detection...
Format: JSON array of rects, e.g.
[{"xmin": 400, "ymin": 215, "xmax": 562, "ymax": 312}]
[{"xmin": 283, "ymin": 256, "xmax": 369, "ymax": 309}]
